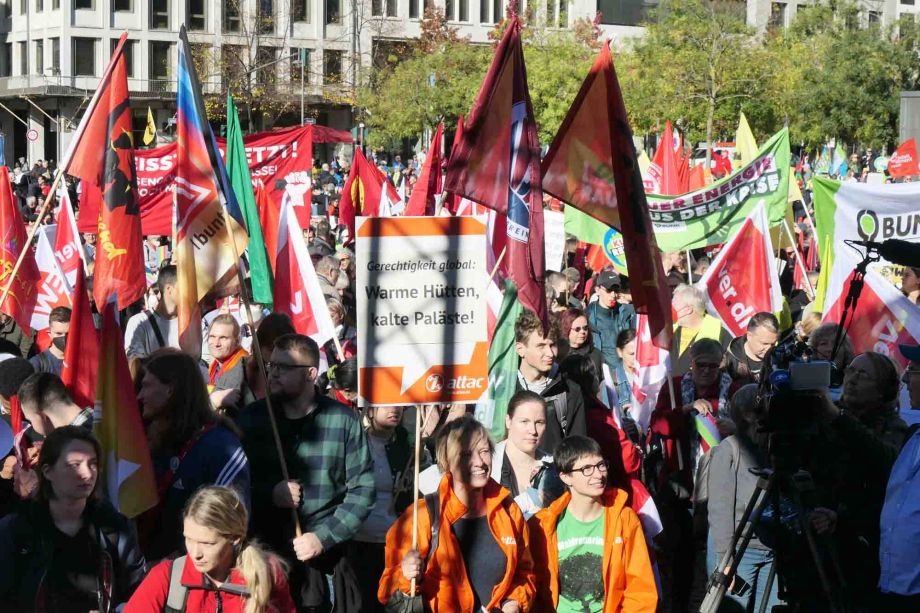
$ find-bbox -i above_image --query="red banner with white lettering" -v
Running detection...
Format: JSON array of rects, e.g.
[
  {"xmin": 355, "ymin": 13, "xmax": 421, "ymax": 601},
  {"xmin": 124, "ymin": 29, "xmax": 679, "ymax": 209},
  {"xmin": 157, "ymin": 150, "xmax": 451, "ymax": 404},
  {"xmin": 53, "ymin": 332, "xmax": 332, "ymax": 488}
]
[
  {"xmin": 695, "ymin": 201, "xmax": 782, "ymax": 337},
  {"xmin": 887, "ymin": 138, "xmax": 919, "ymax": 178},
  {"xmin": 77, "ymin": 124, "xmax": 352, "ymax": 236}
]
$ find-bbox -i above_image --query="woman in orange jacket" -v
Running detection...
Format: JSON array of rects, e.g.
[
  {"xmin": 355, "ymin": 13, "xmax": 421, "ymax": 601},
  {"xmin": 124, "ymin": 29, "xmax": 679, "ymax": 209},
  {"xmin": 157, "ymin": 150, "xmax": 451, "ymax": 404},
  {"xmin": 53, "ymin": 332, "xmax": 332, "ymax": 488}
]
[
  {"xmin": 378, "ymin": 416, "xmax": 536, "ymax": 613},
  {"xmin": 529, "ymin": 436, "xmax": 658, "ymax": 613}
]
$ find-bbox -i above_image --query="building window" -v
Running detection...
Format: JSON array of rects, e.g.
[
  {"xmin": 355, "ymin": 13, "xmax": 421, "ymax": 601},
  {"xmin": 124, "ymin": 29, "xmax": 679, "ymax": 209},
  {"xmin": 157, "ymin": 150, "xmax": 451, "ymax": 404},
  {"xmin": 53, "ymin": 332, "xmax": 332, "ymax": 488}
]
[
  {"xmin": 326, "ymin": 0, "xmax": 340, "ymax": 24},
  {"xmin": 868, "ymin": 10, "xmax": 881, "ymax": 24},
  {"xmin": 150, "ymin": 0, "xmax": 169, "ymax": 29},
  {"xmin": 323, "ymin": 49, "xmax": 342, "ymax": 84},
  {"xmin": 112, "ymin": 38, "xmax": 136, "ymax": 77},
  {"xmin": 224, "ymin": 2, "xmax": 241, "ymax": 32},
  {"xmin": 446, "ymin": 0, "xmax": 453, "ymax": 19},
  {"xmin": 291, "ymin": 48, "xmax": 311, "ymax": 85},
  {"xmin": 258, "ymin": 0, "xmax": 274, "ymax": 33},
  {"xmin": 18, "ymin": 41, "xmax": 26, "ymax": 75},
  {"xmin": 113, "ymin": 0, "xmax": 131, "ymax": 11},
  {"xmin": 492, "ymin": 0, "xmax": 500, "ymax": 23},
  {"xmin": 410, "ymin": 0, "xmax": 419, "ymax": 18},
  {"xmin": 72, "ymin": 38, "xmax": 96, "ymax": 76},
  {"xmin": 36, "ymin": 0, "xmax": 43, "ymax": 12},
  {"xmin": 53, "ymin": 0, "xmax": 59, "ymax": 9},
  {"xmin": 902, "ymin": 0, "xmax": 916, "ymax": 5},
  {"xmin": 221, "ymin": 45, "xmax": 246, "ymax": 90},
  {"xmin": 372, "ymin": 0, "xmax": 382, "ymax": 16},
  {"xmin": 293, "ymin": 0, "xmax": 311, "ymax": 22},
  {"xmin": 34, "ymin": 39, "xmax": 43, "ymax": 74},
  {"xmin": 596, "ymin": 0, "xmax": 653, "ymax": 27},
  {"xmin": 768, "ymin": 2, "xmax": 786, "ymax": 29},
  {"xmin": 1, "ymin": 44, "xmax": 10, "ymax": 77},
  {"xmin": 187, "ymin": 0, "xmax": 206, "ymax": 30},
  {"xmin": 256, "ymin": 47, "xmax": 277, "ymax": 85},
  {"xmin": 149, "ymin": 41, "xmax": 172, "ymax": 81},
  {"xmin": 458, "ymin": 0, "xmax": 468, "ymax": 21},
  {"xmin": 20, "ymin": 0, "xmax": 26, "ymax": 13},
  {"xmin": 50, "ymin": 37, "xmax": 59, "ymax": 73},
  {"xmin": 74, "ymin": 0, "xmax": 92, "ymax": 8}
]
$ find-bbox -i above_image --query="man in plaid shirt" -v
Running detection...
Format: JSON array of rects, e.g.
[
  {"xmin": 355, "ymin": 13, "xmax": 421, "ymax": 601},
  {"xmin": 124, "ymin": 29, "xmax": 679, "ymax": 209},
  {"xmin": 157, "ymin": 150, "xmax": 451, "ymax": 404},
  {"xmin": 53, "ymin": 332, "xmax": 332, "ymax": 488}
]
[{"xmin": 236, "ymin": 333, "xmax": 375, "ymax": 611}]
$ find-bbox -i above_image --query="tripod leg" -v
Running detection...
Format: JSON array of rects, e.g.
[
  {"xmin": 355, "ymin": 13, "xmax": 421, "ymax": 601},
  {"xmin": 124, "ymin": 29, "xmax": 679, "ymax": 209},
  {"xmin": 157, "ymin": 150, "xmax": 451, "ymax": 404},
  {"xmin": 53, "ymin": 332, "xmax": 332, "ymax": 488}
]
[{"xmin": 757, "ymin": 557, "xmax": 776, "ymax": 613}]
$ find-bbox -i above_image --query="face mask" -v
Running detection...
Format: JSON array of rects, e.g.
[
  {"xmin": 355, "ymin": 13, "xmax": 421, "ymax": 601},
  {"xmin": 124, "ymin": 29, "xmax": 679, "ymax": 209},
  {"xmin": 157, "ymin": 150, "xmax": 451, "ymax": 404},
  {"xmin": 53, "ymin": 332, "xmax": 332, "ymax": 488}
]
[{"xmin": 52, "ymin": 335, "xmax": 67, "ymax": 352}]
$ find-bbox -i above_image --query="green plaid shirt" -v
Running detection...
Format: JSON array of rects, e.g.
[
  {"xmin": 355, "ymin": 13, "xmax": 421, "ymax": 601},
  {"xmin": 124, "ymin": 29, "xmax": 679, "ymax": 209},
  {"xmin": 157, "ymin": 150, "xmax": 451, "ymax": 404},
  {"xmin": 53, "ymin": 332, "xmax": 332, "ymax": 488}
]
[{"xmin": 237, "ymin": 395, "xmax": 375, "ymax": 550}]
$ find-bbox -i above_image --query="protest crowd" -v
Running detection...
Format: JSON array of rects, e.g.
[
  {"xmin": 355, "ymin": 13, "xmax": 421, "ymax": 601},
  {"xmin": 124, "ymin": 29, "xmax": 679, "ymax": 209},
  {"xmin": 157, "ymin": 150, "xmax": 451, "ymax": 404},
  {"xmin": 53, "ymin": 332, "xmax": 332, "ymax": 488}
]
[{"xmin": 1, "ymin": 18, "xmax": 920, "ymax": 613}]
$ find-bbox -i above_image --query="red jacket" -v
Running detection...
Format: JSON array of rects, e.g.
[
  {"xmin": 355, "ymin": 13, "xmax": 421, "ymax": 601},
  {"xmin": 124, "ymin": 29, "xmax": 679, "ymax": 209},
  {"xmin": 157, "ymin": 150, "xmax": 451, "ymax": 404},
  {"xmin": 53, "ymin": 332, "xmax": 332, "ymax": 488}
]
[
  {"xmin": 125, "ymin": 554, "xmax": 295, "ymax": 613},
  {"xmin": 529, "ymin": 488, "xmax": 658, "ymax": 612},
  {"xmin": 378, "ymin": 473, "xmax": 536, "ymax": 612}
]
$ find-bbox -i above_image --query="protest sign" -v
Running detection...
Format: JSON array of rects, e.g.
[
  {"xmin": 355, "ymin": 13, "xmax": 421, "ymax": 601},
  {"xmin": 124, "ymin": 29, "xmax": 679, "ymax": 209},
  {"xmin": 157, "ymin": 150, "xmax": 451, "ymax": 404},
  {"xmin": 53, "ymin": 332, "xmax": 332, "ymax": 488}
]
[
  {"xmin": 543, "ymin": 209, "xmax": 566, "ymax": 271},
  {"xmin": 356, "ymin": 216, "xmax": 489, "ymax": 405},
  {"xmin": 813, "ymin": 178, "xmax": 920, "ymax": 364},
  {"xmin": 647, "ymin": 128, "xmax": 790, "ymax": 251},
  {"xmin": 77, "ymin": 124, "xmax": 352, "ymax": 235}
]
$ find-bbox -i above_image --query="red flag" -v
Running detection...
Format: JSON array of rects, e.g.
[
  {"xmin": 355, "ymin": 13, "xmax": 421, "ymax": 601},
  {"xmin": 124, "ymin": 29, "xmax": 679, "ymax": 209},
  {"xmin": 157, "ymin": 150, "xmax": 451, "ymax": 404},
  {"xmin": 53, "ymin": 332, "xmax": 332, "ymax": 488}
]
[
  {"xmin": 676, "ymin": 136, "xmax": 690, "ymax": 193},
  {"xmin": 274, "ymin": 199, "xmax": 336, "ymax": 345},
  {"xmin": 687, "ymin": 164, "xmax": 712, "ymax": 191},
  {"xmin": 696, "ymin": 202, "xmax": 782, "ymax": 337},
  {"xmin": 887, "ymin": 138, "xmax": 919, "ymax": 178},
  {"xmin": 53, "ymin": 191, "xmax": 83, "ymax": 289},
  {"xmin": 0, "ymin": 166, "xmax": 39, "ymax": 332},
  {"xmin": 61, "ymin": 267, "xmax": 99, "ymax": 409},
  {"xmin": 444, "ymin": 114, "xmax": 469, "ymax": 216},
  {"xmin": 405, "ymin": 123, "xmax": 443, "ymax": 216},
  {"xmin": 95, "ymin": 301, "xmax": 157, "ymax": 518},
  {"xmin": 338, "ymin": 148, "xmax": 401, "ymax": 242},
  {"xmin": 256, "ymin": 182, "xmax": 281, "ymax": 273},
  {"xmin": 541, "ymin": 41, "xmax": 672, "ymax": 346},
  {"xmin": 64, "ymin": 34, "xmax": 144, "ymax": 310},
  {"xmin": 647, "ymin": 121, "xmax": 682, "ymax": 196},
  {"xmin": 444, "ymin": 18, "xmax": 546, "ymax": 323}
]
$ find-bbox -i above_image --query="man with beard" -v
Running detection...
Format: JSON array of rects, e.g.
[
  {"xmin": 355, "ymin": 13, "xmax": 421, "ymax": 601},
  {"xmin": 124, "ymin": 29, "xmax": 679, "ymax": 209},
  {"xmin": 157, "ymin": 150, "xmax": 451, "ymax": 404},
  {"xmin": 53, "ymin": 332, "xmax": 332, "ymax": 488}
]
[{"xmin": 235, "ymin": 333, "xmax": 374, "ymax": 612}]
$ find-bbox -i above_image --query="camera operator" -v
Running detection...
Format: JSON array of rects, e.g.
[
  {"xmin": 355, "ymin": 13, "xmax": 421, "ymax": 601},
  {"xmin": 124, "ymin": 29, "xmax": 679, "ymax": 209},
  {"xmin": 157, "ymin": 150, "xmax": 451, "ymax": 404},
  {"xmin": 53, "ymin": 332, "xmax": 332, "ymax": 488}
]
[
  {"xmin": 808, "ymin": 323, "xmax": 856, "ymax": 401},
  {"xmin": 799, "ymin": 352, "xmax": 909, "ymax": 610}
]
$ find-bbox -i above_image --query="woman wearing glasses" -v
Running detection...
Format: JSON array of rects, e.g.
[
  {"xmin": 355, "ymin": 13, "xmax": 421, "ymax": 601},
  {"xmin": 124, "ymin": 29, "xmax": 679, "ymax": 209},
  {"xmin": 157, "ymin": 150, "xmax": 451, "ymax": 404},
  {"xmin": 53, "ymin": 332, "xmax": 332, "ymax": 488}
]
[
  {"xmin": 560, "ymin": 308, "xmax": 603, "ymax": 381},
  {"xmin": 379, "ymin": 416, "xmax": 536, "ymax": 613},
  {"xmin": 136, "ymin": 349, "xmax": 251, "ymax": 562},
  {"xmin": 529, "ymin": 435, "xmax": 657, "ymax": 612}
]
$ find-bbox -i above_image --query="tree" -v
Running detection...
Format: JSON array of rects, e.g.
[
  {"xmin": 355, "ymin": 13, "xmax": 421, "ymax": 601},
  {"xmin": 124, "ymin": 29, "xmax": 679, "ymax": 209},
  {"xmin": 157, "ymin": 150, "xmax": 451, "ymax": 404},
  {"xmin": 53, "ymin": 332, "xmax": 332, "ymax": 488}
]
[{"xmin": 619, "ymin": 0, "xmax": 769, "ymax": 160}]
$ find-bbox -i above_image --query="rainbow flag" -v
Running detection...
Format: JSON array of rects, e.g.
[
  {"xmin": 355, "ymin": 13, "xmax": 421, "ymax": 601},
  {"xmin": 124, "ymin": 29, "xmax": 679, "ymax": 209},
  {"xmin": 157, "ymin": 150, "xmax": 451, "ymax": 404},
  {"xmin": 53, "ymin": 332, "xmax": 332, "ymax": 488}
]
[
  {"xmin": 95, "ymin": 302, "xmax": 157, "ymax": 518},
  {"xmin": 695, "ymin": 413, "xmax": 721, "ymax": 453}
]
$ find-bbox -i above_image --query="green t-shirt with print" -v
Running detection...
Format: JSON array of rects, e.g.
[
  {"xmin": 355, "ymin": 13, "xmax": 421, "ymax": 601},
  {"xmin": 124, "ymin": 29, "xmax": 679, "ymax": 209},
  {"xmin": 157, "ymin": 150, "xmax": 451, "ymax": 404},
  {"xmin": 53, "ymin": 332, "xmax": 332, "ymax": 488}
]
[{"xmin": 556, "ymin": 509, "xmax": 605, "ymax": 613}]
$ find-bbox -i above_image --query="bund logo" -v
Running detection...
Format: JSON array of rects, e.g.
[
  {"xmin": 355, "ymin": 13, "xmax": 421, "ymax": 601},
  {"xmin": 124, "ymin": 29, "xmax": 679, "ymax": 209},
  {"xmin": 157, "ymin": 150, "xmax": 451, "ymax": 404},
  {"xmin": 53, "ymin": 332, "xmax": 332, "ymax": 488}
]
[
  {"xmin": 856, "ymin": 209, "xmax": 879, "ymax": 242},
  {"xmin": 425, "ymin": 374, "xmax": 444, "ymax": 393}
]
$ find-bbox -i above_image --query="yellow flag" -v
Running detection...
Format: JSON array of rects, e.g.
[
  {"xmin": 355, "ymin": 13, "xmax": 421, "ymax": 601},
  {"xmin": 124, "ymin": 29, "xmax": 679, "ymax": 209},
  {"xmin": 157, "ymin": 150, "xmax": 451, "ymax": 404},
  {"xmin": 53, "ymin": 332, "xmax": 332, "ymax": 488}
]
[
  {"xmin": 143, "ymin": 107, "xmax": 156, "ymax": 145},
  {"xmin": 735, "ymin": 112, "xmax": 758, "ymax": 166}
]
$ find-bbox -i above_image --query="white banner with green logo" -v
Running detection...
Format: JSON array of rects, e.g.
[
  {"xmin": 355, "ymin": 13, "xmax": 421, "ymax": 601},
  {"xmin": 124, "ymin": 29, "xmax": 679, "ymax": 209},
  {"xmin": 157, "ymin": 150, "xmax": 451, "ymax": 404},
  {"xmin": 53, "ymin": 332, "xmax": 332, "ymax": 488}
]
[{"xmin": 647, "ymin": 129, "xmax": 791, "ymax": 251}]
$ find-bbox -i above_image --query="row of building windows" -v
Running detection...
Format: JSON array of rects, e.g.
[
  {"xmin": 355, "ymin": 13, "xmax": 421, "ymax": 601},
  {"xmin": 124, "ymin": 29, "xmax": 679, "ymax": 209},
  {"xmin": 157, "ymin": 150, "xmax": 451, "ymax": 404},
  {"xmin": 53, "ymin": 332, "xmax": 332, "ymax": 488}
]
[{"xmin": 0, "ymin": 37, "xmax": 345, "ymax": 86}]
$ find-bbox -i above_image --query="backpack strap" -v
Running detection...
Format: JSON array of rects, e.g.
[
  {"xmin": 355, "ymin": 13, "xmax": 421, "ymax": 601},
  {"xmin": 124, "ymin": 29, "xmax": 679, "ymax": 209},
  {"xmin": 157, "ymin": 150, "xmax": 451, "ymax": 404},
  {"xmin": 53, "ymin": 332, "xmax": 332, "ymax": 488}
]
[
  {"xmin": 146, "ymin": 312, "xmax": 166, "ymax": 349},
  {"xmin": 165, "ymin": 556, "xmax": 189, "ymax": 612}
]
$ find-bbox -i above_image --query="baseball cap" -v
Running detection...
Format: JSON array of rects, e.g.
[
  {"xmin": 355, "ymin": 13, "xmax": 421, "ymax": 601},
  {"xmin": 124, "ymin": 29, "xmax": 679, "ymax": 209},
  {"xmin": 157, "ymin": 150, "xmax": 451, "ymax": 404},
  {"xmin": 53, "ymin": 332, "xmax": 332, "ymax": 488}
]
[
  {"xmin": 596, "ymin": 270, "xmax": 623, "ymax": 290},
  {"xmin": 899, "ymin": 344, "xmax": 920, "ymax": 363}
]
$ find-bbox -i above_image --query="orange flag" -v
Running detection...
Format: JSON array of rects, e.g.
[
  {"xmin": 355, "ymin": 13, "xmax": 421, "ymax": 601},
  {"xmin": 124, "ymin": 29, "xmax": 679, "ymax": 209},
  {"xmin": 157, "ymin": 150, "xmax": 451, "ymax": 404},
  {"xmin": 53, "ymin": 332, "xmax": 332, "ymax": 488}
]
[
  {"xmin": 95, "ymin": 301, "xmax": 157, "ymax": 518},
  {"xmin": 0, "ymin": 166, "xmax": 39, "ymax": 332}
]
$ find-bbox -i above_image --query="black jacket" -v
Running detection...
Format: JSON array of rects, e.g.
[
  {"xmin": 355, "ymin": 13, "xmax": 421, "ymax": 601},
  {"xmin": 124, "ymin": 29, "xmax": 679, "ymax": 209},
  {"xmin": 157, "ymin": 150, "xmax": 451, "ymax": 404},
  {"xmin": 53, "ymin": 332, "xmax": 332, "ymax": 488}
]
[
  {"xmin": 514, "ymin": 369, "xmax": 586, "ymax": 455},
  {"xmin": 0, "ymin": 499, "xmax": 147, "ymax": 612}
]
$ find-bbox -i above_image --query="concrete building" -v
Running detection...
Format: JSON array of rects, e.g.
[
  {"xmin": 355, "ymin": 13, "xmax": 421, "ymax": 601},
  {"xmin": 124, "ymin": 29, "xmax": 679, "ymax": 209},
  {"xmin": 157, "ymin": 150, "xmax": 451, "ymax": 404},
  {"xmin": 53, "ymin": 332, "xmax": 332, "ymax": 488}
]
[
  {"xmin": 746, "ymin": 0, "xmax": 915, "ymax": 31},
  {"xmin": 0, "ymin": 0, "xmax": 654, "ymax": 165}
]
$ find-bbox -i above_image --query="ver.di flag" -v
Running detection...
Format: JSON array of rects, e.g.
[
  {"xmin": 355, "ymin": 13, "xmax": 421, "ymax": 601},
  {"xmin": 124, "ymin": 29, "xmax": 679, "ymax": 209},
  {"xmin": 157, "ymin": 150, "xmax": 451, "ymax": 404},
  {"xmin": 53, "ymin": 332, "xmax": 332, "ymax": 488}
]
[
  {"xmin": 64, "ymin": 33, "xmax": 145, "ymax": 310},
  {"xmin": 647, "ymin": 128, "xmax": 790, "ymax": 252},
  {"xmin": 95, "ymin": 301, "xmax": 157, "ymax": 518},
  {"xmin": 694, "ymin": 201, "xmax": 783, "ymax": 337},
  {"xmin": 53, "ymin": 191, "xmax": 83, "ymax": 290},
  {"xmin": 812, "ymin": 178, "xmax": 920, "ymax": 364},
  {"xmin": 444, "ymin": 17, "xmax": 546, "ymax": 324},
  {"xmin": 31, "ymin": 226, "xmax": 74, "ymax": 332},
  {"xmin": 174, "ymin": 27, "xmax": 249, "ymax": 358},
  {"xmin": 888, "ymin": 138, "xmax": 919, "ymax": 178}
]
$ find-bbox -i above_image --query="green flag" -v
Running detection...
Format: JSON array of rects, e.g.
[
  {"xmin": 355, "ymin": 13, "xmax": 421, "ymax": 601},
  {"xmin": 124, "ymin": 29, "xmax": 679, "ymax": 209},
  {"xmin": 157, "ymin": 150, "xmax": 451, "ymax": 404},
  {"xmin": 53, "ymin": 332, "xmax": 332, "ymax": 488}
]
[
  {"xmin": 226, "ymin": 95, "xmax": 273, "ymax": 305},
  {"xmin": 563, "ymin": 206, "xmax": 629, "ymax": 275},
  {"xmin": 475, "ymin": 280, "xmax": 523, "ymax": 441}
]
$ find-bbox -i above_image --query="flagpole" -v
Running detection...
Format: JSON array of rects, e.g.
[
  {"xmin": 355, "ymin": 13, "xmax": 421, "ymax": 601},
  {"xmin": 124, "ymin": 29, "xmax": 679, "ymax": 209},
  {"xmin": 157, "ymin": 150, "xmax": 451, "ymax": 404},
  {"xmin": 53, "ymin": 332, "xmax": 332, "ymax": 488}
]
[
  {"xmin": 782, "ymin": 219, "xmax": 815, "ymax": 299},
  {"xmin": 217, "ymin": 199, "xmax": 303, "ymax": 537},
  {"xmin": 410, "ymin": 404, "xmax": 422, "ymax": 597},
  {"xmin": 666, "ymin": 368, "xmax": 684, "ymax": 472},
  {"xmin": 0, "ymin": 168, "xmax": 68, "ymax": 314},
  {"xmin": 483, "ymin": 246, "xmax": 507, "ymax": 291},
  {"xmin": 686, "ymin": 250, "xmax": 693, "ymax": 284}
]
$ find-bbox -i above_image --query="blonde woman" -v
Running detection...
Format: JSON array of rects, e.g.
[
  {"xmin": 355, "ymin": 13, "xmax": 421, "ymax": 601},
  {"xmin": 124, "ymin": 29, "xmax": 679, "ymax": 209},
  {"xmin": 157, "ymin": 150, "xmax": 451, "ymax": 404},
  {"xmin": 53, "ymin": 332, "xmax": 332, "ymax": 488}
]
[{"xmin": 126, "ymin": 486, "xmax": 295, "ymax": 613}]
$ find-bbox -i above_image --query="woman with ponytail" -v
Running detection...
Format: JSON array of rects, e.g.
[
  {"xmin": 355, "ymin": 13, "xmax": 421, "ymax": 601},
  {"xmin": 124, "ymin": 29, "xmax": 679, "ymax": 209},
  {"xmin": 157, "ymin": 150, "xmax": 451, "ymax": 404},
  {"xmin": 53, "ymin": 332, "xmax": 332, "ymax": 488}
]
[{"xmin": 126, "ymin": 486, "xmax": 295, "ymax": 613}]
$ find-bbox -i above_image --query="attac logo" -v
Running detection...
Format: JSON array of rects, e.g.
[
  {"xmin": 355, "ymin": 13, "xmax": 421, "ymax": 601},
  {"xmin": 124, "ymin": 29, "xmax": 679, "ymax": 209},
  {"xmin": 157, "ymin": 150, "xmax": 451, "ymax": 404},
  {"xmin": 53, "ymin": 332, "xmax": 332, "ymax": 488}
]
[{"xmin": 425, "ymin": 373, "xmax": 444, "ymax": 393}]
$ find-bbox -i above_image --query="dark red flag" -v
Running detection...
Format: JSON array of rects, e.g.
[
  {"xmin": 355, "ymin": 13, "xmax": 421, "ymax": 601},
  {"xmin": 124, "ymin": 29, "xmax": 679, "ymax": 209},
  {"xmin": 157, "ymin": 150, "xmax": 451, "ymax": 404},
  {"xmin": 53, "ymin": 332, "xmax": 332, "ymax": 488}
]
[
  {"xmin": 405, "ymin": 123, "xmax": 443, "ymax": 216},
  {"xmin": 444, "ymin": 18, "xmax": 546, "ymax": 323},
  {"xmin": 541, "ymin": 41, "xmax": 672, "ymax": 347},
  {"xmin": 64, "ymin": 33, "xmax": 144, "ymax": 310}
]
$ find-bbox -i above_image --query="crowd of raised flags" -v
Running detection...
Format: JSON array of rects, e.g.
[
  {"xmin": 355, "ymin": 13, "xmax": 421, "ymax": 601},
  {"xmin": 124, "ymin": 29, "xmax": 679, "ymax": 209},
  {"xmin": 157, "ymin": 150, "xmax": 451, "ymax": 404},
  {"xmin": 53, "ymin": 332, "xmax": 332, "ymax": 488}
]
[{"xmin": 0, "ymin": 15, "xmax": 918, "ymax": 613}]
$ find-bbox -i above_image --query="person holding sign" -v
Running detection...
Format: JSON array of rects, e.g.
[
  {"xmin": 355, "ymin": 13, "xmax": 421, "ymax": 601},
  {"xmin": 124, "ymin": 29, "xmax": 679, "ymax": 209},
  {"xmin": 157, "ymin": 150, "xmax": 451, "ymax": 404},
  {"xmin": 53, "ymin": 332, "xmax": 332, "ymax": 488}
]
[{"xmin": 379, "ymin": 416, "xmax": 535, "ymax": 613}]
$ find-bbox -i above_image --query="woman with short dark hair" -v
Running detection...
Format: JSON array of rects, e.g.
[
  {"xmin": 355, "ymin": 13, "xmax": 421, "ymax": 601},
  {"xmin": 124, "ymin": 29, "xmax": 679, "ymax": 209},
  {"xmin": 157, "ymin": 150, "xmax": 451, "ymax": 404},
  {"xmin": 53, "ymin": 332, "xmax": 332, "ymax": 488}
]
[{"xmin": 0, "ymin": 426, "xmax": 146, "ymax": 611}]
